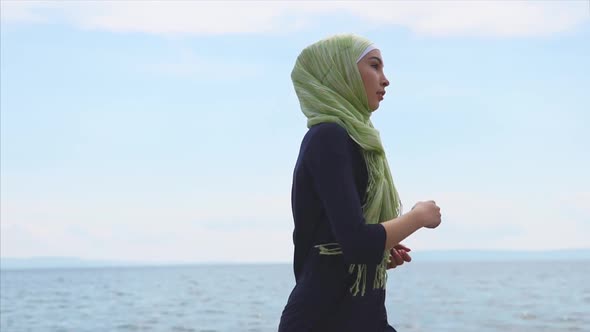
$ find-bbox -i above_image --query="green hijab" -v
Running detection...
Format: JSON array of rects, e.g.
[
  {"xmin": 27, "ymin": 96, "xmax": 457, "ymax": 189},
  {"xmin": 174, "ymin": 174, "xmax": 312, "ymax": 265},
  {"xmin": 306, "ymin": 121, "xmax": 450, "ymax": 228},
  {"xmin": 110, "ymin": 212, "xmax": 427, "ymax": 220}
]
[{"xmin": 291, "ymin": 34, "xmax": 402, "ymax": 296}]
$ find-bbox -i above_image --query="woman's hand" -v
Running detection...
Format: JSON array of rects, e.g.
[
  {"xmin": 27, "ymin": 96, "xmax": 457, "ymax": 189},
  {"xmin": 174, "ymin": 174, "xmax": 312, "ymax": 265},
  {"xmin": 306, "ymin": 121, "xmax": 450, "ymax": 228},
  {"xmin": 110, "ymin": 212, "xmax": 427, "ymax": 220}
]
[
  {"xmin": 411, "ymin": 200, "xmax": 442, "ymax": 229},
  {"xmin": 387, "ymin": 243, "xmax": 412, "ymax": 269}
]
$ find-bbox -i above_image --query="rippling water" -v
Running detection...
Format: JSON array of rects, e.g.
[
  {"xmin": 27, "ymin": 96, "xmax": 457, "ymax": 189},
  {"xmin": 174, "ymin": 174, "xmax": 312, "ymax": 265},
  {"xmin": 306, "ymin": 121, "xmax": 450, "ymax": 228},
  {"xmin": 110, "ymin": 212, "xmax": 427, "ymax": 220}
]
[{"xmin": 1, "ymin": 261, "xmax": 589, "ymax": 331}]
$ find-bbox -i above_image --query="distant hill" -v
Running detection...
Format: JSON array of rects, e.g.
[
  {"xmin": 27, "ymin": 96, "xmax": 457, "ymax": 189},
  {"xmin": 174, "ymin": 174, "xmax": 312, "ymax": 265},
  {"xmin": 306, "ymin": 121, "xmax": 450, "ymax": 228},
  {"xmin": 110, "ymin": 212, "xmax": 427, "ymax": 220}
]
[{"xmin": 2, "ymin": 249, "xmax": 589, "ymax": 270}]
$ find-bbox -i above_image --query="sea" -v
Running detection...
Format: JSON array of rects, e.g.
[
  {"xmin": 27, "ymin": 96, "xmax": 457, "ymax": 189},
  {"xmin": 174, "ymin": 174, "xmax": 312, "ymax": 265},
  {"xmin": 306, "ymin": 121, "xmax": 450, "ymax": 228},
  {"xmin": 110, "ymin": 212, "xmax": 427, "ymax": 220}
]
[{"xmin": 1, "ymin": 261, "xmax": 589, "ymax": 332}]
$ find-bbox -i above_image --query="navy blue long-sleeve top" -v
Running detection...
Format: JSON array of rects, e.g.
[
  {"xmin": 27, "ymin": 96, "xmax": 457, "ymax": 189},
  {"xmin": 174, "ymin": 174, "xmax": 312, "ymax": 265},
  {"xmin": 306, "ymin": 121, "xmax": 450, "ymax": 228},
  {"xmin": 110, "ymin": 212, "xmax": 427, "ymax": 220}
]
[{"xmin": 279, "ymin": 123, "xmax": 397, "ymax": 332}]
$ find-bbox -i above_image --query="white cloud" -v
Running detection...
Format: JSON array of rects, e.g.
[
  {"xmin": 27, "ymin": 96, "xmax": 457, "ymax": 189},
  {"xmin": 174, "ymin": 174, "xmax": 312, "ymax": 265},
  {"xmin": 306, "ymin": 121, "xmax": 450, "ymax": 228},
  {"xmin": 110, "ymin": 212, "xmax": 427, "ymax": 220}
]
[
  {"xmin": 0, "ymin": 1, "xmax": 50, "ymax": 24},
  {"xmin": 339, "ymin": 1, "xmax": 589, "ymax": 37},
  {"xmin": 1, "ymin": 1, "xmax": 587, "ymax": 38},
  {"xmin": 0, "ymin": 189, "xmax": 294, "ymax": 261},
  {"xmin": 2, "ymin": 188, "xmax": 588, "ymax": 261}
]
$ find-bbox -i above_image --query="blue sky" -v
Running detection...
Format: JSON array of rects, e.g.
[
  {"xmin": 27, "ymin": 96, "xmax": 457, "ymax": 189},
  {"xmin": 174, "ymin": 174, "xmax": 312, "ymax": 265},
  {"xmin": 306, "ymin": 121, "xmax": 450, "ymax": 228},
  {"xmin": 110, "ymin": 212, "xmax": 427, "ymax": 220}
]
[{"xmin": 1, "ymin": 1, "xmax": 589, "ymax": 263}]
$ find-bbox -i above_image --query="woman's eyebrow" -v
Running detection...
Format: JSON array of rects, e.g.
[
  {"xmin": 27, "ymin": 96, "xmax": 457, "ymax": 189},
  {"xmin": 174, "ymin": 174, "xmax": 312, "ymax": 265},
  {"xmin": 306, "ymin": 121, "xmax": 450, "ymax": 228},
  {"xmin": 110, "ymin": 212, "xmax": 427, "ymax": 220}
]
[{"xmin": 369, "ymin": 56, "xmax": 383, "ymax": 66}]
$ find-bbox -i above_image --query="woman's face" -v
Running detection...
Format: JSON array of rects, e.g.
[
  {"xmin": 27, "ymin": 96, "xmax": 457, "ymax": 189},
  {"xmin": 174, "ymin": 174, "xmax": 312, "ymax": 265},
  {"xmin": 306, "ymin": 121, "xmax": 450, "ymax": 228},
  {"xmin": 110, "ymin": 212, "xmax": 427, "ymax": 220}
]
[{"xmin": 357, "ymin": 49, "xmax": 390, "ymax": 111}]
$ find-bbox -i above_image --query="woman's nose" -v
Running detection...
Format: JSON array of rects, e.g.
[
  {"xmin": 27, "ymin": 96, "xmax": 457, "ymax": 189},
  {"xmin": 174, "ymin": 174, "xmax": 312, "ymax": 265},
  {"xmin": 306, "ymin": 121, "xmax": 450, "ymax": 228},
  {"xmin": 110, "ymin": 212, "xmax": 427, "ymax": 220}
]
[{"xmin": 382, "ymin": 76, "xmax": 390, "ymax": 87}]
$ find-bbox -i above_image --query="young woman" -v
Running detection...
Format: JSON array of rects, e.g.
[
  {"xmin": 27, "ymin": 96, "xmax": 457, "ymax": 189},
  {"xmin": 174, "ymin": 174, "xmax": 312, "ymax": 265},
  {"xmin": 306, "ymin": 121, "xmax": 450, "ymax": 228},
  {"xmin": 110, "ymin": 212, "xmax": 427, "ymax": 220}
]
[{"xmin": 278, "ymin": 34, "xmax": 442, "ymax": 332}]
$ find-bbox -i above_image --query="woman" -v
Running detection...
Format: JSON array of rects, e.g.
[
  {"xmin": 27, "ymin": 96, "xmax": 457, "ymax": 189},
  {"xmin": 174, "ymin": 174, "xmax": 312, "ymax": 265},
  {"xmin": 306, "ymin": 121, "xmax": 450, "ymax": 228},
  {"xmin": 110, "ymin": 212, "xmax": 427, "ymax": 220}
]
[{"xmin": 278, "ymin": 34, "xmax": 442, "ymax": 332}]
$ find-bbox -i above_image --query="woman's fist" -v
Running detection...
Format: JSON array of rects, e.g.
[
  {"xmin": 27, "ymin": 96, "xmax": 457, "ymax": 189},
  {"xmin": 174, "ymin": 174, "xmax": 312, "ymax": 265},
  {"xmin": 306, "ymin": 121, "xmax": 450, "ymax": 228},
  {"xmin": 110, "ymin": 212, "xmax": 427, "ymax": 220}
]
[{"xmin": 412, "ymin": 200, "xmax": 442, "ymax": 229}]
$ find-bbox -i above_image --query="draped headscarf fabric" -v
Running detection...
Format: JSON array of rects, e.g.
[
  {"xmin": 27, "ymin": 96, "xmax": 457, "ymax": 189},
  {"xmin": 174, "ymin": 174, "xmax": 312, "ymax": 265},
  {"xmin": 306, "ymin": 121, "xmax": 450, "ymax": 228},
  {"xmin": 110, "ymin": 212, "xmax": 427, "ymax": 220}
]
[{"xmin": 291, "ymin": 34, "xmax": 402, "ymax": 296}]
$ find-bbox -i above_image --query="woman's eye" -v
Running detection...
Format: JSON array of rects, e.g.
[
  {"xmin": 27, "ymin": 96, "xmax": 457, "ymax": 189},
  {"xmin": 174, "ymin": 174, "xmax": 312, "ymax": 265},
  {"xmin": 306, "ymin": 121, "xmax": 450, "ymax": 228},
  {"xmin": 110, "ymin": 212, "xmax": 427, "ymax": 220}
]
[{"xmin": 371, "ymin": 64, "xmax": 379, "ymax": 69}]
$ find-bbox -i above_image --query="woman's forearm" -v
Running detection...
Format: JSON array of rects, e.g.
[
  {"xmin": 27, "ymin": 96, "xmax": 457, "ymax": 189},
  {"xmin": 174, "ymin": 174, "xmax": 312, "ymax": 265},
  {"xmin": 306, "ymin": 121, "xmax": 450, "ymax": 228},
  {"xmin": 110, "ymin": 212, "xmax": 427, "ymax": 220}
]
[{"xmin": 381, "ymin": 210, "xmax": 424, "ymax": 250}]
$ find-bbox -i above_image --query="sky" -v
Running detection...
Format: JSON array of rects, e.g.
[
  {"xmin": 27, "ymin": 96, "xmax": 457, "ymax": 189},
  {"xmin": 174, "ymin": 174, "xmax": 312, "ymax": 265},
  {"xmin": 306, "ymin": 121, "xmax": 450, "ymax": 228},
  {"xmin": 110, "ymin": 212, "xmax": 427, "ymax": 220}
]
[{"xmin": 1, "ymin": 1, "xmax": 589, "ymax": 263}]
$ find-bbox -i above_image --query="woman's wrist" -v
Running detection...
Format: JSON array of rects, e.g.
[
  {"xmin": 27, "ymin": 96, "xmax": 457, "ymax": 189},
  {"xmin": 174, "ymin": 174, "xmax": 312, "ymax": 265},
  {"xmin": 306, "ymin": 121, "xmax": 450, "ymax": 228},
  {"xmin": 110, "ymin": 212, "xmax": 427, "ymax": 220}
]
[{"xmin": 405, "ymin": 209, "xmax": 425, "ymax": 229}]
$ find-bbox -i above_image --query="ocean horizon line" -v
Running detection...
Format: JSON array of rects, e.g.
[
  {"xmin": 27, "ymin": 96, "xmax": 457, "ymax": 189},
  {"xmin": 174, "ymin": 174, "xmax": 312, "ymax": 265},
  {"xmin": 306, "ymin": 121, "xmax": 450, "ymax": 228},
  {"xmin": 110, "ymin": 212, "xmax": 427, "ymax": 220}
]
[{"xmin": 2, "ymin": 248, "xmax": 589, "ymax": 271}]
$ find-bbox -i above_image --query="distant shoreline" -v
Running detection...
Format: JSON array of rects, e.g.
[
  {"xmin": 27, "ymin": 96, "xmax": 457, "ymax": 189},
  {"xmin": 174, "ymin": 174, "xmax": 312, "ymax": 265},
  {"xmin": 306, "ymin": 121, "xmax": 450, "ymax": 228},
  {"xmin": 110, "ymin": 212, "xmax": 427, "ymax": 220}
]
[{"xmin": 2, "ymin": 249, "xmax": 589, "ymax": 271}]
